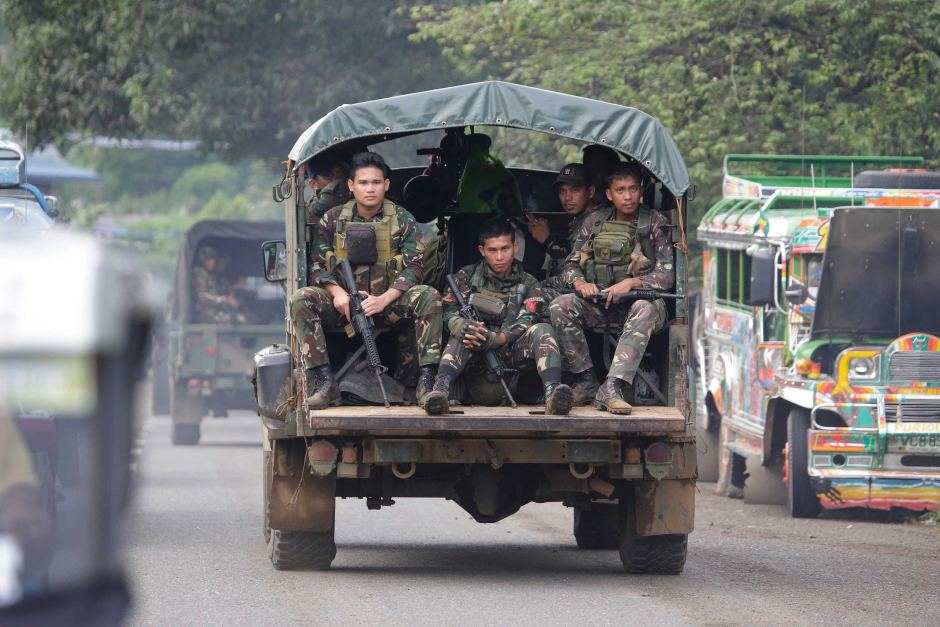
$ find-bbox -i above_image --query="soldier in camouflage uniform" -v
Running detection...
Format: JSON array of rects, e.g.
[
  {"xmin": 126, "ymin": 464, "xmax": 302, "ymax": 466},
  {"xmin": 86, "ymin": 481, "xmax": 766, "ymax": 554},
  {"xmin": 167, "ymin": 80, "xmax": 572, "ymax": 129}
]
[
  {"xmin": 304, "ymin": 153, "xmax": 351, "ymax": 224},
  {"xmin": 290, "ymin": 152, "xmax": 443, "ymax": 409},
  {"xmin": 528, "ymin": 163, "xmax": 602, "ymax": 306},
  {"xmin": 423, "ymin": 218, "xmax": 573, "ymax": 415},
  {"xmin": 549, "ymin": 163, "xmax": 674, "ymax": 414},
  {"xmin": 192, "ymin": 246, "xmax": 246, "ymax": 324}
]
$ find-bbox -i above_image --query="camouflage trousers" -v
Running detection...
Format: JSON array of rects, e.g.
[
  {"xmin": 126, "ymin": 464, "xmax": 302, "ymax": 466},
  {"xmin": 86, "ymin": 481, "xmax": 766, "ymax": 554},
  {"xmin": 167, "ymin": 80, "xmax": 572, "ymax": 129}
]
[
  {"xmin": 537, "ymin": 274, "xmax": 568, "ymax": 320},
  {"xmin": 290, "ymin": 285, "xmax": 443, "ymax": 370},
  {"xmin": 549, "ymin": 294, "xmax": 667, "ymax": 383},
  {"xmin": 439, "ymin": 322, "xmax": 562, "ymax": 404}
]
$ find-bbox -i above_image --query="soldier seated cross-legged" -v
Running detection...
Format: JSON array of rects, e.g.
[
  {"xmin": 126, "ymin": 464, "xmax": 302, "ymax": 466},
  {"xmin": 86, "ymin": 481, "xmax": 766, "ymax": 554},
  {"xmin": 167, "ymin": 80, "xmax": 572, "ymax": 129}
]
[
  {"xmin": 290, "ymin": 152, "xmax": 443, "ymax": 409},
  {"xmin": 549, "ymin": 162, "xmax": 674, "ymax": 415},
  {"xmin": 423, "ymin": 217, "xmax": 573, "ymax": 416}
]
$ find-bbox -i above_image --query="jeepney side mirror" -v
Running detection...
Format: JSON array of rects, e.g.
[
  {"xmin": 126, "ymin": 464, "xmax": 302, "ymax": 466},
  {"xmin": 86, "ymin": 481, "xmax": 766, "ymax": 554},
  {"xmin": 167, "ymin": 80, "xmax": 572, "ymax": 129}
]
[
  {"xmin": 784, "ymin": 278, "xmax": 808, "ymax": 306},
  {"xmin": 44, "ymin": 195, "xmax": 60, "ymax": 218},
  {"xmin": 262, "ymin": 240, "xmax": 287, "ymax": 282},
  {"xmin": 746, "ymin": 248, "xmax": 776, "ymax": 306}
]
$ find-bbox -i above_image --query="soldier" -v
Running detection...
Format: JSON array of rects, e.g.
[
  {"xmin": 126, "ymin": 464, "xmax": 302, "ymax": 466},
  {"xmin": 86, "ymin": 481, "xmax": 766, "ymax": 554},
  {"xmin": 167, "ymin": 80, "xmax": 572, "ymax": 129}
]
[
  {"xmin": 290, "ymin": 151, "xmax": 443, "ymax": 409},
  {"xmin": 528, "ymin": 163, "xmax": 600, "ymax": 304},
  {"xmin": 549, "ymin": 163, "xmax": 674, "ymax": 414},
  {"xmin": 304, "ymin": 152, "xmax": 351, "ymax": 224},
  {"xmin": 582, "ymin": 144, "xmax": 621, "ymax": 209},
  {"xmin": 192, "ymin": 246, "xmax": 246, "ymax": 324},
  {"xmin": 423, "ymin": 218, "xmax": 573, "ymax": 416}
]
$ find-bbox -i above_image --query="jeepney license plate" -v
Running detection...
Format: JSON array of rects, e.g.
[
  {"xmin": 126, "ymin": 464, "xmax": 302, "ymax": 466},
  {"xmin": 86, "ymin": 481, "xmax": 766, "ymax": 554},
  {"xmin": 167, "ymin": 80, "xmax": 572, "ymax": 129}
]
[{"xmin": 892, "ymin": 433, "xmax": 940, "ymax": 453}]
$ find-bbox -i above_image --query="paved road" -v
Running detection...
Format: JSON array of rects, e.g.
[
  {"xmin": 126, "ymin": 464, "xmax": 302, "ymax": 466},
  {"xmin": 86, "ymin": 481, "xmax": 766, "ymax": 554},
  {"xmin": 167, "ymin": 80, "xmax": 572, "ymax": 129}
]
[{"xmin": 125, "ymin": 413, "xmax": 939, "ymax": 627}]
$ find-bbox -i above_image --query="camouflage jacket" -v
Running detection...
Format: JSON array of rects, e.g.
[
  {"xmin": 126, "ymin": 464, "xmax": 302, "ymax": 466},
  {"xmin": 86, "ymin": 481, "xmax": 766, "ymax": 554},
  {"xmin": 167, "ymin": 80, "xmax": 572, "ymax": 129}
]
[
  {"xmin": 192, "ymin": 266, "xmax": 231, "ymax": 310},
  {"xmin": 304, "ymin": 178, "xmax": 351, "ymax": 224},
  {"xmin": 542, "ymin": 206, "xmax": 603, "ymax": 260},
  {"xmin": 443, "ymin": 260, "xmax": 543, "ymax": 347},
  {"xmin": 561, "ymin": 205, "xmax": 675, "ymax": 290},
  {"xmin": 311, "ymin": 199, "xmax": 425, "ymax": 294}
]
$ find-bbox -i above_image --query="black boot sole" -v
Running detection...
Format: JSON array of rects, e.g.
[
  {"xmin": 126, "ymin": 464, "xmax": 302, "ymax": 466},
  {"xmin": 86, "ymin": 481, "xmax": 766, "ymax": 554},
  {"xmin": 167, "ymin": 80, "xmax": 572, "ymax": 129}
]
[
  {"xmin": 546, "ymin": 384, "xmax": 574, "ymax": 415},
  {"xmin": 423, "ymin": 391, "xmax": 450, "ymax": 415}
]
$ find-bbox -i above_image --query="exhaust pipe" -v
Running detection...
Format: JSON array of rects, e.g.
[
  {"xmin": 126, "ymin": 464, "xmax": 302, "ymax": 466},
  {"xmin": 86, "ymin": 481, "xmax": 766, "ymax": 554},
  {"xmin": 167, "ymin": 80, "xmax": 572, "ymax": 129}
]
[
  {"xmin": 569, "ymin": 462, "xmax": 594, "ymax": 479},
  {"xmin": 391, "ymin": 462, "xmax": 417, "ymax": 479}
]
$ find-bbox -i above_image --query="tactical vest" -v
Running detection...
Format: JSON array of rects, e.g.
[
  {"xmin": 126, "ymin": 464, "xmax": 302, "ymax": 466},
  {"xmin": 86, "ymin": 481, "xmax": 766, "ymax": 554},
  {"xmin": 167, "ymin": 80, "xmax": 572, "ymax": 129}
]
[
  {"xmin": 468, "ymin": 263, "xmax": 527, "ymax": 327},
  {"xmin": 326, "ymin": 200, "xmax": 404, "ymax": 293},
  {"xmin": 583, "ymin": 205, "xmax": 655, "ymax": 288}
]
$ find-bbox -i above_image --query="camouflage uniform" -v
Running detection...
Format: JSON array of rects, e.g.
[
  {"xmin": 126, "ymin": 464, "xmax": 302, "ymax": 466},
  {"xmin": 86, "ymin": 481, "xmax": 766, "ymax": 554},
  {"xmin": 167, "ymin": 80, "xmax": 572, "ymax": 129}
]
[
  {"xmin": 305, "ymin": 178, "xmax": 352, "ymax": 224},
  {"xmin": 539, "ymin": 204, "xmax": 604, "ymax": 306},
  {"xmin": 291, "ymin": 199, "xmax": 442, "ymax": 370},
  {"xmin": 192, "ymin": 266, "xmax": 245, "ymax": 324},
  {"xmin": 549, "ymin": 204, "xmax": 674, "ymax": 383},
  {"xmin": 440, "ymin": 259, "xmax": 560, "ymax": 403}
]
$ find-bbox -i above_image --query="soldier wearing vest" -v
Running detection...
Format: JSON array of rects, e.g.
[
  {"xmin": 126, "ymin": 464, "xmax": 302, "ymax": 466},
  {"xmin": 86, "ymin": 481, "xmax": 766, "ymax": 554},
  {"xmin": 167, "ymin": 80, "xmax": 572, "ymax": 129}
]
[
  {"xmin": 304, "ymin": 153, "xmax": 351, "ymax": 224},
  {"xmin": 423, "ymin": 218, "xmax": 572, "ymax": 416},
  {"xmin": 530, "ymin": 163, "xmax": 602, "ymax": 305},
  {"xmin": 549, "ymin": 163, "xmax": 674, "ymax": 414},
  {"xmin": 290, "ymin": 152, "xmax": 443, "ymax": 409}
]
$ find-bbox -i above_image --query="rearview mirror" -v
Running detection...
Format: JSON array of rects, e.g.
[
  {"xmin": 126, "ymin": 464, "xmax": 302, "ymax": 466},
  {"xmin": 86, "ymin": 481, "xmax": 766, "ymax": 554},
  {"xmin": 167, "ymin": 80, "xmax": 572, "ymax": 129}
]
[
  {"xmin": 261, "ymin": 240, "xmax": 287, "ymax": 282},
  {"xmin": 784, "ymin": 278, "xmax": 808, "ymax": 306},
  {"xmin": 746, "ymin": 248, "xmax": 775, "ymax": 306}
]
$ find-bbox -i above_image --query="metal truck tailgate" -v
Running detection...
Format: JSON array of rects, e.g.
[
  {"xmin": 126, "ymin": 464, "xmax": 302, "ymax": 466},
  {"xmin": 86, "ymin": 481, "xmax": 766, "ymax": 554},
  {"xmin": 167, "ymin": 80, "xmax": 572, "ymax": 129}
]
[{"xmin": 307, "ymin": 404, "xmax": 686, "ymax": 434}]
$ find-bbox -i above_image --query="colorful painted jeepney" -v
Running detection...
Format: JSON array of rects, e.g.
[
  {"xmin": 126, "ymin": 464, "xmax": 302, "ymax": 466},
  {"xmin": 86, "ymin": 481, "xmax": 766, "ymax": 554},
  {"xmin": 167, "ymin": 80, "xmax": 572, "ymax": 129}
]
[{"xmin": 695, "ymin": 154, "xmax": 940, "ymax": 517}]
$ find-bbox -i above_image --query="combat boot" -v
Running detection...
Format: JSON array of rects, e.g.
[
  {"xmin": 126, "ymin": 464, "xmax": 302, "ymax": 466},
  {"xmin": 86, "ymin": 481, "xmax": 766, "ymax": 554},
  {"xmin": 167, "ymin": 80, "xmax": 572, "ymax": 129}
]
[
  {"xmin": 416, "ymin": 365, "xmax": 438, "ymax": 406},
  {"xmin": 593, "ymin": 377, "xmax": 633, "ymax": 415},
  {"xmin": 304, "ymin": 365, "xmax": 339, "ymax": 410},
  {"xmin": 570, "ymin": 369, "xmax": 599, "ymax": 405},
  {"xmin": 423, "ymin": 371, "xmax": 453, "ymax": 415},
  {"xmin": 544, "ymin": 382, "xmax": 573, "ymax": 416}
]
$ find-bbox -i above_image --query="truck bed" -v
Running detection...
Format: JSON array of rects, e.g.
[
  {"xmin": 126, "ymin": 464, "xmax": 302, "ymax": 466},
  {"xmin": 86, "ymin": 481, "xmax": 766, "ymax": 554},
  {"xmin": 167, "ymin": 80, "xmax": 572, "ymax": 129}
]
[{"xmin": 307, "ymin": 404, "xmax": 686, "ymax": 435}]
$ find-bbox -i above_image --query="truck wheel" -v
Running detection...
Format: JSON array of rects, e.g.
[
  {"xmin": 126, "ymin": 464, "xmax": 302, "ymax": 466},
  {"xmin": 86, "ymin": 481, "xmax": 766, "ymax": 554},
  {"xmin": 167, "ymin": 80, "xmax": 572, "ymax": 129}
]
[
  {"xmin": 269, "ymin": 530, "xmax": 336, "ymax": 571},
  {"xmin": 619, "ymin": 533, "xmax": 688, "ymax": 575},
  {"xmin": 787, "ymin": 408, "xmax": 821, "ymax": 518},
  {"xmin": 573, "ymin": 502, "xmax": 620, "ymax": 549},
  {"xmin": 172, "ymin": 424, "xmax": 200, "ymax": 446}
]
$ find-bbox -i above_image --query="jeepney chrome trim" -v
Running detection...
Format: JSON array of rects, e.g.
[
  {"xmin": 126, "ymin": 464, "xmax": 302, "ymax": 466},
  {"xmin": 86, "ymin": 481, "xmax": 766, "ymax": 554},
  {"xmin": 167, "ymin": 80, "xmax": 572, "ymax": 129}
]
[{"xmin": 811, "ymin": 402, "xmax": 878, "ymax": 432}]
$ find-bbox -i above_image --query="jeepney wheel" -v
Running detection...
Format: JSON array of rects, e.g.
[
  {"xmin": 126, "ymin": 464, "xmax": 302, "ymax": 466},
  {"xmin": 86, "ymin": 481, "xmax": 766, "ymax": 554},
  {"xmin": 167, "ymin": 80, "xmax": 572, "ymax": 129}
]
[
  {"xmin": 573, "ymin": 502, "xmax": 620, "ymax": 549},
  {"xmin": 786, "ymin": 408, "xmax": 821, "ymax": 518},
  {"xmin": 617, "ymin": 496, "xmax": 687, "ymax": 574},
  {"xmin": 269, "ymin": 530, "xmax": 336, "ymax": 571}
]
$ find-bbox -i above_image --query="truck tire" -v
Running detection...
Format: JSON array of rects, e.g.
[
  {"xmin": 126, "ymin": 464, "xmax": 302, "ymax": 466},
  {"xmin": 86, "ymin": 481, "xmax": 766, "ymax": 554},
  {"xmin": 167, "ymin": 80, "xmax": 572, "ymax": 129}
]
[
  {"xmin": 573, "ymin": 502, "xmax": 620, "ymax": 549},
  {"xmin": 619, "ymin": 533, "xmax": 688, "ymax": 575},
  {"xmin": 269, "ymin": 530, "xmax": 336, "ymax": 571},
  {"xmin": 172, "ymin": 423, "xmax": 200, "ymax": 446},
  {"xmin": 787, "ymin": 408, "xmax": 821, "ymax": 518}
]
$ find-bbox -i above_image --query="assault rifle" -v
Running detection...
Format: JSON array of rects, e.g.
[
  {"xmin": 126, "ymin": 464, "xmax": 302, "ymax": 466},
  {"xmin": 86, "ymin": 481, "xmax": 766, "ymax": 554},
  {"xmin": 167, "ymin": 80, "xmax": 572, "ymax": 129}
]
[
  {"xmin": 565, "ymin": 287, "xmax": 681, "ymax": 305},
  {"xmin": 445, "ymin": 273, "xmax": 517, "ymax": 408},
  {"xmin": 337, "ymin": 260, "xmax": 390, "ymax": 407}
]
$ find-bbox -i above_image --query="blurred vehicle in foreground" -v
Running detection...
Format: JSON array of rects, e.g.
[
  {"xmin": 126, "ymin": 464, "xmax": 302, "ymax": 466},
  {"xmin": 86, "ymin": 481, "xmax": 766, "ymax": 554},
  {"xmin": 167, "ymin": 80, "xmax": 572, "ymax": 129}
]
[
  {"xmin": 695, "ymin": 154, "xmax": 940, "ymax": 517},
  {"xmin": 0, "ymin": 140, "xmax": 58, "ymax": 229},
  {"xmin": 0, "ymin": 229, "xmax": 155, "ymax": 625},
  {"xmin": 153, "ymin": 219, "xmax": 285, "ymax": 445}
]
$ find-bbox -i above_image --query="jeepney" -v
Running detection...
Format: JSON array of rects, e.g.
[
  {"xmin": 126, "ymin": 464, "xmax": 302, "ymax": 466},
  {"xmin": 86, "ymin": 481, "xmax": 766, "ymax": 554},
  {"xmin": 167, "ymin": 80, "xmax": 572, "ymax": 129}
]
[
  {"xmin": 256, "ymin": 81, "xmax": 696, "ymax": 572},
  {"xmin": 695, "ymin": 154, "xmax": 940, "ymax": 517}
]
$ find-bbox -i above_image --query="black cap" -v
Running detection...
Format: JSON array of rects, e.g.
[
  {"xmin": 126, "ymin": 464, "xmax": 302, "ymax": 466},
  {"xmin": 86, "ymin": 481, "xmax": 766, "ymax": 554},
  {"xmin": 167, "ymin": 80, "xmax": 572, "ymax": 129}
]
[{"xmin": 552, "ymin": 163, "xmax": 589, "ymax": 188}]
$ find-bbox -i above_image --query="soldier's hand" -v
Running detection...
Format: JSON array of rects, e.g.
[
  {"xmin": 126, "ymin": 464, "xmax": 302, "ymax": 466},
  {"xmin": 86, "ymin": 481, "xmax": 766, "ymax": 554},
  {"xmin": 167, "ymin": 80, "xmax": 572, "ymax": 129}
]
[
  {"xmin": 574, "ymin": 279, "xmax": 600, "ymax": 299},
  {"xmin": 604, "ymin": 278, "xmax": 641, "ymax": 308},
  {"xmin": 462, "ymin": 322, "xmax": 489, "ymax": 350},
  {"xmin": 333, "ymin": 291, "xmax": 351, "ymax": 320},
  {"xmin": 361, "ymin": 292, "xmax": 389, "ymax": 317},
  {"xmin": 526, "ymin": 215, "xmax": 550, "ymax": 244}
]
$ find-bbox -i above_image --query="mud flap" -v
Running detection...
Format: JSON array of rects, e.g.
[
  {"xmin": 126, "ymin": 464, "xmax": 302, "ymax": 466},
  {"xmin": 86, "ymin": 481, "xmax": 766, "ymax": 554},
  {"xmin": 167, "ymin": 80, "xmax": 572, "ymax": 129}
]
[
  {"xmin": 633, "ymin": 478, "xmax": 695, "ymax": 536},
  {"xmin": 269, "ymin": 438, "xmax": 336, "ymax": 532}
]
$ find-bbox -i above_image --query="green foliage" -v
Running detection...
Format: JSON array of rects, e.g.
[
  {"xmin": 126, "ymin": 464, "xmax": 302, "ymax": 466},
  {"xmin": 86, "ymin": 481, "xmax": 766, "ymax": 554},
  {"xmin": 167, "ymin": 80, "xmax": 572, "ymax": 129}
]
[
  {"xmin": 413, "ymin": 0, "xmax": 940, "ymax": 221},
  {"xmin": 0, "ymin": 0, "xmax": 472, "ymax": 158},
  {"xmin": 170, "ymin": 163, "xmax": 239, "ymax": 212}
]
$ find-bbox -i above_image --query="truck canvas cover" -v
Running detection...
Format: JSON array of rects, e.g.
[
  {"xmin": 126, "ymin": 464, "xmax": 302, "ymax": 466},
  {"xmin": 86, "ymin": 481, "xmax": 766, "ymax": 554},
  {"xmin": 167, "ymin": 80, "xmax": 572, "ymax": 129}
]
[
  {"xmin": 288, "ymin": 80, "xmax": 691, "ymax": 196},
  {"xmin": 812, "ymin": 207, "xmax": 940, "ymax": 338}
]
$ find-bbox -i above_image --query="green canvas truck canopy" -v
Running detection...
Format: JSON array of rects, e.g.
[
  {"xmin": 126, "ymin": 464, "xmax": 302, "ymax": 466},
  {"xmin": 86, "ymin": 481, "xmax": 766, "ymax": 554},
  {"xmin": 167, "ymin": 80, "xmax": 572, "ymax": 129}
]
[{"xmin": 288, "ymin": 81, "xmax": 691, "ymax": 196}]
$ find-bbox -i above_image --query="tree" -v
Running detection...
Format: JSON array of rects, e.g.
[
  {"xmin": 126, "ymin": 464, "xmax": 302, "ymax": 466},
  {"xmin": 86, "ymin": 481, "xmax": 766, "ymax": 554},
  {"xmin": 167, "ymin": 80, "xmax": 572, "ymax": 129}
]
[
  {"xmin": 0, "ymin": 0, "xmax": 471, "ymax": 158},
  {"xmin": 413, "ymin": 0, "xmax": 940, "ymax": 216}
]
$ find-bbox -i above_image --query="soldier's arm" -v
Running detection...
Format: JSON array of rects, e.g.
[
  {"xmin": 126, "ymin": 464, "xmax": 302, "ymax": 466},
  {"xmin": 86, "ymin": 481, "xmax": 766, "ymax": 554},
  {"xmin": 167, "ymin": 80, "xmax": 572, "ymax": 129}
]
[
  {"xmin": 560, "ymin": 213, "xmax": 599, "ymax": 287},
  {"xmin": 500, "ymin": 280, "xmax": 541, "ymax": 346},
  {"xmin": 390, "ymin": 211, "xmax": 423, "ymax": 292},
  {"xmin": 635, "ymin": 211, "xmax": 675, "ymax": 291},
  {"xmin": 193, "ymin": 270, "xmax": 229, "ymax": 307},
  {"xmin": 442, "ymin": 266, "xmax": 472, "ymax": 331},
  {"xmin": 311, "ymin": 209, "xmax": 340, "ymax": 287}
]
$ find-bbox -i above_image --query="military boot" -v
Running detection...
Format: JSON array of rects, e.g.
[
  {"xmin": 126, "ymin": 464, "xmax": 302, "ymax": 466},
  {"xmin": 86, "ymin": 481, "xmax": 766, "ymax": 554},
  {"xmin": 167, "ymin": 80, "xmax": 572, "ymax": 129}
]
[
  {"xmin": 422, "ymin": 371, "xmax": 453, "ymax": 415},
  {"xmin": 544, "ymin": 382, "xmax": 573, "ymax": 416},
  {"xmin": 593, "ymin": 377, "xmax": 633, "ymax": 415},
  {"xmin": 304, "ymin": 365, "xmax": 339, "ymax": 410},
  {"xmin": 416, "ymin": 365, "xmax": 438, "ymax": 407},
  {"xmin": 570, "ymin": 369, "xmax": 599, "ymax": 405}
]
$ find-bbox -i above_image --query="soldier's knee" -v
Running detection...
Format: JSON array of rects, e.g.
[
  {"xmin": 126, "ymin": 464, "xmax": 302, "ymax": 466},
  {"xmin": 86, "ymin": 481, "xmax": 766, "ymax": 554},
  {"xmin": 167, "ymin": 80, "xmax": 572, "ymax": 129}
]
[
  {"xmin": 548, "ymin": 293, "xmax": 578, "ymax": 324},
  {"xmin": 530, "ymin": 322, "xmax": 555, "ymax": 340},
  {"xmin": 409, "ymin": 285, "xmax": 442, "ymax": 311},
  {"xmin": 290, "ymin": 287, "xmax": 325, "ymax": 318}
]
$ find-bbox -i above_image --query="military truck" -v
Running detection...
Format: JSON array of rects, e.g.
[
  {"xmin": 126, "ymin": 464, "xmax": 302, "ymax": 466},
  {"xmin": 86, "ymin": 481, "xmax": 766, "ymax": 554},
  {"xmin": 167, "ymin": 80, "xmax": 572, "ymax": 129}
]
[
  {"xmin": 254, "ymin": 81, "xmax": 696, "ymax": 572},
  {"xmin": 695, "ymin": 154, "xmax": 940, "ymax": 516},
  {"xmin": 156, "ymin": 219, "xmax": 285, "ymax": 445}
]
